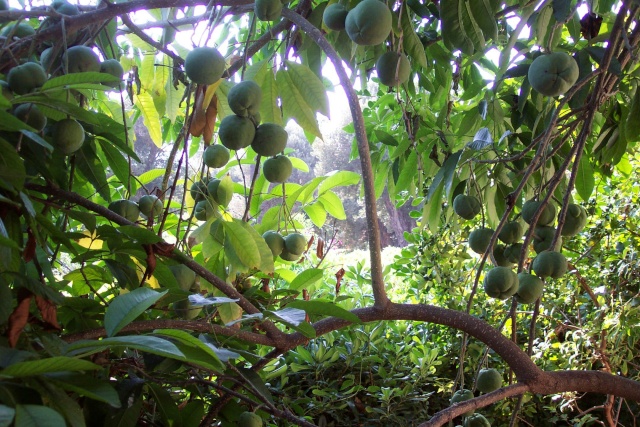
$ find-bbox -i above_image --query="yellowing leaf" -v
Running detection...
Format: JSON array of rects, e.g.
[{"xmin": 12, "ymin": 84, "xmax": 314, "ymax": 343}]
[
  {"xmin": 76, "ymin": 230, "xmax": 103, "ymax": 250},
  {"xmin": 134, "ymin": 91, "xmax": 163, "ymax": 147}
]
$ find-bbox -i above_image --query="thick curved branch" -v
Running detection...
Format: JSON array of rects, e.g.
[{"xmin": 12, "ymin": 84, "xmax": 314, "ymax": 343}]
[{"xmin": 280, "ymin": 9, "xmax": 388, "ymax": 308}]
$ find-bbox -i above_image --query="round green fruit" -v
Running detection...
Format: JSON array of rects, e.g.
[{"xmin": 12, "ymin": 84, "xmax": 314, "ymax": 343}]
[
  {"xmin": 503, "ymin": 243, "xmax": 525, "ymax": 264},
  {"xmin": 52, "ymin": 0, "xmax": 80, "ymax": 15},
  {"xmin": 14, "ymin": 103, "xmax": 47, "ymax": 131},
  {"xmin": 0, "ymin": 0, "xmax": 8, "ymax": 11},
  {"xmin": 560, "ymin": 203, "xmax": 587, "ymax": 236},
  {"xmin": 173, "ymin": 299, "xmax": 202, "ymax": 320},
  {"xmin": 63, "ymin": 46, "xmax": 101, "ymax": 74},
  {"xmin": 99, "ymin": 59, "xmax": 124, "ymax": 88},
  {"xmin": 108, "ymin": 199, "xmax": 140, "ymax": 222},
  {"xmin": 376, "ymin": 52, "xmax": 411, "ymax": 87},
  {"xmin": 483, "ymin": 267, "xmax": 518, "ymax": 299},
  {"xmin": 227, "ymin": 80, "xmax": 262, "ymax": 118},
  {"xmin": 207, "ymin": 178, "xmax": 233, "ymax": 208},
  {"xmin": 52, "ymin": 118, "xmax": 85, "ymax": 155},
  {"xmin": 190, "ymin": 180, "xmax": 208, "ymax": 202},
  {"xmin": 464, "ymin": 413, "xmax": 491, "ymax": 427},
  {"xmin": 532, "ymin": 226, "xmax": 562, "ymax": 253},
  {"xmin": 263, "ymin": 155, "xmax": 293, "ymax": 183},
  {"xmin": 528, "ymin": 52, "xmax": 579, "ymax": 97},
  {"xmin": 263, "ymin": 230, "xmax": 285, "ymax": 257},
  {"xmin": 184, "ymin": 47, "xmax": 226, "ymax": 85},
  {"xmin": 498, "ymin": 221, "xmax": 523, "ymax": 244},
  {"xmin": 345, "ymin": 0, "xmax": 392, "ymax": 46},
  {"xmin": 516, "ymin": 273, "xmax": 544, "ymax": 304},
  {"xmin": 7, "ymin": 62, "xmax": 47, "ymax": 95},
  {"xmin": 532, "ymin": 250, "xmax": 567, "ymax": 279},
  {"xmin": 252, "ymin": 123, "xmax": 288, "ymax": 156},
  {"xmin": 323, "ymin": 3, "xmax": 349, "ymax": 31},
  {"xmin": 284, "ymin": 232, "xmax": 306, "ymax": 255},
  {"xmin": 254, "ymin": 0, "xmax": 282, "ymax": 21},
  {"xmin": 450, "ymin": 389, "xmax": 474, "ymax": 417},
  {"xmin": 279, "ymin": 247, "xmax": 301, "ymax": 262},
  {"xmin": 493, "ymin": 244, "xmax": 513, "ymax": 267},
  {"xmin": 139, "ymin": 195, "xmax": 163, "ymax": 218},
  {"xmin": 40, "ymin": 47, "xmax": 61, "ymax": 73},
  {"xmin": 522, "ymin": 199, "xmax": 556, "ymax": 226},
  {"xmin": 218, "ymin": 115, "xmax": 256, "ymax": 151},
  {"xmin": 170, "ymin": 264, "xmax": 196, "ymax": 291},
  {"xmin": 468, "ymin": 228, "xmax": 494, "ymax": 255},
  {"xmin": 203, "ymin": 144, "xmax": 230, "ymax": 168},
  {"xmin": 194, "ymin": 199, "xmax": 214, "ymax": 221},
  {"xmin": 238, "ymin": 411, "xmax": 263, "ymax": 427},
  {"xmin": 476, "ymin": 368, "xmax": 502, "ymax": 393},
  {"xmin": 453, "ymin": 194, "xmax": 481, "ymax": 220},
  {"xmin": 1, "ymin": 22, "xmax": 35, "ymax": 39}
]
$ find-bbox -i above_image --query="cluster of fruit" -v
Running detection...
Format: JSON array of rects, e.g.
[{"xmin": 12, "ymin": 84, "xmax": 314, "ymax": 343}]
[
  {"xmin": 451, "ymin": 368, "xmax": 503, "ymax": 426},
  {"xmin": 454, "ymin": 194, "xmax": 587, "ymax": 304},
  {"xmin": 108, "ymin": 195, "xmax": 163, "ymax": 222},
  {"xmin": 263, "ymin": 230, "xmax": 307, "ymax": 262},
  {"xmin": 189, "ymin": 176, "xmax": 233, "ymax": 221}
]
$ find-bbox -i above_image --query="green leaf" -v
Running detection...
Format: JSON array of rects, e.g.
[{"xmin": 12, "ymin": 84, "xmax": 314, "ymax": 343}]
[
  {"xmin": 97, "ymin": 139, "xmax": 130, "ymax": 187},
  {"xmin": 303, "ymin": 202, "xmax": 328, "ymax": 228},
  {"xmin": 284, "ymin": 61, "xmax": 329, "ymax": 117},
  {"xmin": 277, "ymin": 68, "xmax": 323, "ymax": 140},
  {"xmin": 104, "ymin": 288, "xmax": 167, "ymax": 337},
  {"xmin": 46, "ymin": 373, "xmax": 121, "ymax": 408},
  {"xmin": 0, "ymin": 357, "xmax": 101, "ymax": 378},
  {"xmin": 134, "ymin": 91, "xmax": 162, "ymax": 148},
  {"xmin": 318, "ymin": 170, "xmax": 361, "ymax": 195},
  {"xmin": 222, "ymin": 219, "xmax": 261, "ymax": 270},
  {"xmin": 137, "ymin": 168, "xmax": 165, "ymax": 185},
  {"xmin": 575, "ymin": 156, "xmax": 595, "ymax": 201},
  {"xmin": 0, "ymin": 109, "xmax": 38, "ymax": 132},
  {"xmin": 318, "ymin": 191, "xmax": 346, "ymax": 220},
  {"xmin": 41, "ymin": 72, "xmax": 119, "ymax": 90},
  {"xmin": 286, "ymin": 300, "xmax": 361, "ymax": 324},
  {"xmin": 289, "ymin": 268, "xmax": 324, "ymax": 291},
  {"xmin": 0, "ymin": 404, "xmax": 15, "ymax": 427},
  {"xmin": 0, "ymin": 138, "xmax": 25, "ymax": 191},
  {"xmin": 75, "ymin": 140, "xmax": 111, "ymax": 202},
  {"xmin": 15, "ymin": 405, "xmax": 65, "ymax": 427},
  {"xmin": 245, "ymin": 60, "xmax": 282, "ymax": 125},
  {"xmin": 65, "ymin": 336, "xmax": 184, "ymax": 360},
  {"xmin": 395, "ymin": 150, "xmax": 418, "ymax": 194},
  {"xmin": 117, "ymin": 225, "xmax": 162, "ymax": 244},
  {"xmin": 146, "ymin": 383, "xmax": 180, "ymax": 425},
  {"xmin": 152, "ymin": 329, "xmax": 224, "ymax": 371},
  {"xmin": 401, "ymin": 5, "xmax": 428, "ymax": 69}
]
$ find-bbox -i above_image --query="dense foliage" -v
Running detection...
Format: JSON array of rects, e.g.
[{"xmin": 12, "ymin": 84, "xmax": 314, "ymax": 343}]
[{"xmin": 0, "ymin": 0, "xmax": 639, "ymax": 426}]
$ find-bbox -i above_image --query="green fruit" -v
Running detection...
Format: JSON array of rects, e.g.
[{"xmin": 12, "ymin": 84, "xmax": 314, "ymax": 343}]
[
  {"xmin": 184, "ymin": 47, "xmax": 226, "ymax": 85},
  {"xmin": 52, "ymin": 0, "xmax": 80, "ymax": 15},
  {"xmin": 190, "ymin": 180, "xmax": 208, "ymax": 202},
  {"xmin": 532, "ymin": 226, "xmax": 562, "ymax": 253},
  {"xmin": 532, "ymin": 250, "xmax": 567, "ymax": 279},
  {"xmin": 99, "ymin": 59, "xmax": 124, "ymax": 87},
  {"xmin": 40, "ymin": 47, "xmax": 61, "ymax": 73},
  {"xmin": 493, "ymin": 244, "xmax": 513, "ymax": 267},
  {"xmin": 250, "ymin": 111, "xmax": 261, "ymax": 125},
  {"xmin": 218, "ymin": 115, "xmax": 256, "ymax": 150},
  {"xmin": 464, "ymin": 413, "xmax": 491, "ymax": 427},
  {"xmin": 238, "ymin": 411, "xmax": 263, "ymax": 427},
  {"xmin": 263, "ymin": 230, "xmax": 285, "ymax": 257},
  {"xmin": 516, "ymin": 273, "xmax": 544, "ymax": 304},
  {"xmin": 194, "ymin": 199, "xmax": 214, "ymax": 221},
  {"xmin": 483, "ymin": 267, "xmax": 518, "ymax": 299},
  {"xmin": 279, "ymin": 247, "xmax": 301, "ymax": 262},
  {"xmin": 7, "ymin": 62, "xmax": 47, "ymax": 95},
  {"xmin": 227, "ymin": 80, "xmax": 262, "ymax": 118},
  {"xmin": 0, "ymin": 0, "xmax": 8, "ymax": 11},
  {"xmin": 139, "ymin": 195, "xmax": 163, "ymax": 218},
  {"xmin": 63, "ymin": 46, "xmax": 101, "ymax": 74},
  {"xmin": 203, "ymin": 144, "xmax": 230, "ymax": 168},
  {"xmin": 52, "ymin": 118, "xmax": 85, "ymax": 155},
  {"xmin": 453, "ymin": 194, "xmax": 481, "ymax": 220},
  {"xmin": 345, "ymin": 0, "xmax": 392, "ymax": 46},
  {"xmin": 263, "ymin": 155, "xmax": 293, "ymax": 183},
  {"xmin": 498, "ymin": 221, "xmax": 523, "ymax": 244},
  {"xmin": 528, "ymin": 52, "xmax": 579, "ymax": 97},
  {"xmin": 169, "ymin": 264, "xmax": 196, "ymax": 291},
  {"xmin": 476, "ymin": 368, "xmax": 502, "ymax": 393},
  {"xmin": 468, "ymin": 228, "xmax": 494, "ymax": 255},
  {"xmin": 522, "ymin": 199, "xmax": 556, "ymax": 226},
  {"xmin": 173, "ymin": 299, "xmax": 202, "ymax": 320},
  {"xmin": 284, "ymin": 232, "xmax": 306, "ymax": 255},
  {"xmin": 1, "ymin": 22, "xmax": 35, "ymax": 39},
  {"xmin": 14, "ymin": 103, "xmax": 47, "ymax": 131},
  {"xmin": 108, "ymin": 199, "xmax": 140, "ymax": 222},
  {"xmin": 503, "ymin": 243, "xmax": 524, "ymax": 264},
  {"xmin": 560, "ymin": 204, "xmax": 587, "ymax": 236},
  {"xmin": 254, "ymin": 0, "xmax": 282, "ymax": 21},
  {"xmin": 207, "ymin": 178, "xmax": 233, "ymax": 207},
  {"xmin": 450, "ymin": 389, "xmax": 474, "ymax": 417},
  {"xmin": 323, "ymin": 3, "xmax": 349, "ymax": 31},
  {"xmin": 376, "ymin": 51, "xmax": 411, "ymax": 87},
  {"xmin": 252, "ymin": 123, "xmax": 288, "ymax": 156}
]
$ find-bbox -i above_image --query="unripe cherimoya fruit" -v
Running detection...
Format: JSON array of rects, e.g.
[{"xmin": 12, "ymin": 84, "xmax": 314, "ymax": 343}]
[
  {"xmin": 139, "ymin": 195, "xmax": 163, "ymax": 218},
  {"xmin": 532, "ymin": 250, "xmax": 567, "ymax": 279},
  {"xmin": 522, "ymin": 199, "xmax": 556, "ymax": 226},
  {"xmin": 227, "ymin": 80, "xmax": 262, "ymax": 118},
  {"xmin": 263, "ymin": 155, "xmax": 293, "ymax": 183},
  {"xmin": 515, "ymin": 273, "xmax": 544, "ymax": 304},
  {"xmin": 450, "ymin": 389, "xmax": 474, "ymax": 417},
  {"xmin": 528, "ymin": 52, "xmax": 579, "ymax": 97},
  {"xmin": 464, "ymin": 413, "xmax": 491, "ymax": 427},
  {"xmin": 7, "ymin": 62, "xmax": 47, "ymax": 95},
  {"xmin": 376, "ymin": 52, "xmax": 411, "ymax": 87},
  {"xmin": 108, "ymin": 199, "xmax": 140, "ymax": 222},
  {"xmin": 238, "ymin": 411, "xmax": 263, "ymax": 427},
  {"xmin": 483, "ymin": 267, "xmax": 518, "ymax": 300},
  {"xmin": 52, "ymin": 118, "xmax": 85, "ymax": 155},
  {"xmin": 476, "ymin": 368, "xmax": 503, "ymax": 393},
  {"xmin": 203, "ymin": 144, "xmax": 230, "ymax": 168},
  {"xmin": 345, "ymin": 0, "xmax": 392, "ymax": 46},
  {"xmin": 453, "ymin": 194, "xmax": 481, "ymax": 220},
  {"xmin": 184, "ymin": 47, "xmax": 226, "ymax": 85},
  {"xmin": 218, "ymin": 115, "xmax": 256, "ymax": 151},
  {"xmin": 560, "ymin": 203, "xmax": 588, "ymax": 236},
  {"xmin": 323, "ymin": 3, "xmax": 349, "ymax": 31},
  {"xmin": 252, "ymin": 123, "xmax": 288, "ymax": 156},
  {"xmin": 468, "ymin": 228, "xmax": 494, "ymax": 254}
]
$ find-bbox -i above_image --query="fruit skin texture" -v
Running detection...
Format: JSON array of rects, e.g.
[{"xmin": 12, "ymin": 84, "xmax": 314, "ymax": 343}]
[
  {"xmin": 190, "ymin": 180, "xmax": 208, "ymax": 202},
  {"xmin": 522, "ymin": 199, "xmax": 556, "ymax": 226},
  {"xmin": 532, "ymin": 250, "xmax": 567, "ymax": 279},
  {"xmin": 483, "ymin": 267, "xmax": 518, "ymax": 299},
  {"xmin": 263, "ymin": 231, "xmax": 285, "ymax": 257},
  {"xmin": 560, "ymin": 203, "xmax": 588, "ymax": 236},
  {"xmin": 254, "ymin": 0, "xmax": 282, "ymax": 21},
  {"xmin": 139, "ymin": 195, "xmax": 163, "ymax": 218},
  {"xmin": 376, "ymin": 52, "xmax": 411, "ymax": 87},
  {"xmin": 184, "ymin": 47, "xmax": 226, "ymax": 85},
  {"xmin": 468, "ymin": 228, "xmax": 494, "ymax": 255},
  {"xmin": 218, "ymin": 115, "xmax": 256, "ymax": 150},
  {"xmin": 1, "ymin": 23, "xmax": 35, "ymax": 39},
  {"xmin": 284, "ymin": 233, "xmax": 306, "ymax": 255},
  {"xmin": 194, "ymin": 199, "xmax": 214, "ymax": 221},
  {"xmin": 532, "ymin": 226, "xmax": 563, "ymax": 253},
  {"xmin": 108, "ymin": 199, "xmax": 140, "ymax": 222},
  {"xmin": 52, "ymin": 119, "xmax": 85, "ymax": 155},
  {"xmin": 8, "ymin": 62, "xmax": 47, "ymax": 95},
  {"xmin": 453, "ymin": 194, "xmax": 481, "ymax": 220},
  {"xmin": 279, "ymin": 247, "xmax": 301, "ymax": 262},
  {"xmin": 207, "ymin": 178, "xmax": 233, "ymax": 208},
  {"xmin": 227, "ymin": 80, "xmax": 262, "ymax": 118},
  {"xmin": 52, "ymin": 0, "xmax": 80, "ymax": 15},
  {"xmin": 450, "ymin": 389, "xmax": 474, "ymax": 417},
  {"xmin": 238, "ymin": 411, "xmax": 263, "ymax": 427},
  {"xmin": 99, "ymin": 59, "xmax": 125, "ymax": 87},
  {"xmin": 345, "ymin": 0, "xmax": 392, "ymax": 46},
  {"xmin": 498, "ymin": 221, "xmax": 523, "ymax": 244},
  {"xmin": 263, "ymin": 155, "xmax": 293, "ymax": 183},
  {"xmin": 503, "ymin": 243, "xmax": 525, "ymax": 264},
  {"xmin": 63, "ymin": 46, "xmax": 101, "ymax": 74},
  {"xmin": 323, "ymin": 3, "xmax": 349, "ymax": 31},
  {"xmin": 252, "ymin": 123, "xmax": 288, "ymax": 156},
  {"xmin": 528, "ymin": 52, "xmax": 579, "ymax": 97},
  {"xmin": 516, "ymin": 273, "xmax": 544, "ymax": 304},
  {"xmin": 14, "ymin": 104, "xmax": 47, "ymax": 131},
  {"xmin": 464, "ymin": 413, "xmax": 491, "ymax": 427},
  {"xmin": 476, "ymin": 368, "xmax": 502, "ymax": 393},
  {"xmin": 40, "ymin": 47, "xmax": 61, "ymax": 73},
  {"xmin": 493, "ymin": 244, "xmax": 514, "ymax": 267},
  {"xmin": 203, "ymin": 144, "xmax": 230, "ymax": 168}
]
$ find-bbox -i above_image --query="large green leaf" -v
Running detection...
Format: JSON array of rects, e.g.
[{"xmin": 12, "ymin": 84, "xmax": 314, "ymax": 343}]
[
  {"xmin": 222, "ymin": 219, "xmax": 261, "ymax": 270},
  {"xmin": 14, "ymin": 405, "xmax": 65, "ymax": 427},
  {"xmin": 75, "ymin": 140, "xmax": 111, "ymax": 202},
  {"xmin": 317, "ymin": 171, "xmax": 361, "ymax": 195},
  {"xmin": 46, "ymin": 373, "xmax": 120, "ymax": 408},
  {"xmin": 303, "ymin": 202, "xmax": 328, "ymax": 228},
  {"xmin": 152, "ymin": 329, "xmax": 224, "ymax": 371},
  {"xmin": 97, "ymin": 138, "xmax": 130, "ymax": 187},
  {"xmin": 276, "ymin": 68, "xmax": 323, "ymax": 140},
  {"xmin": 286, "ymin": 300, "xmax": 361, "ymax": 324},
  {"xmin": 575, "ymin": 156, "xmax": 595, "ymax": 202},
  {"xmin": 0, "ymin": 138, "xmax": 25, "ymax": 191},
  {"xmin": 65, "ymin": 336, "xmax": 184, "ymax": 360},
  {"xmin": 289, "ymin": 268, "xmax": 324, "ymax": 291},
  {"xmin": 41, "ymin": 72, "xmax": 119, "ymax": 90},
  {"xmin": 104, "ymin": 288, "xmax": 167, "ymax": 337},
  {"xmin": 318, "ymin": 191, "xmax": 346, "ymax": 220},
  {"xmin": 0, "ymin": 357, "xmax": 101, "ymax": 378}
]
